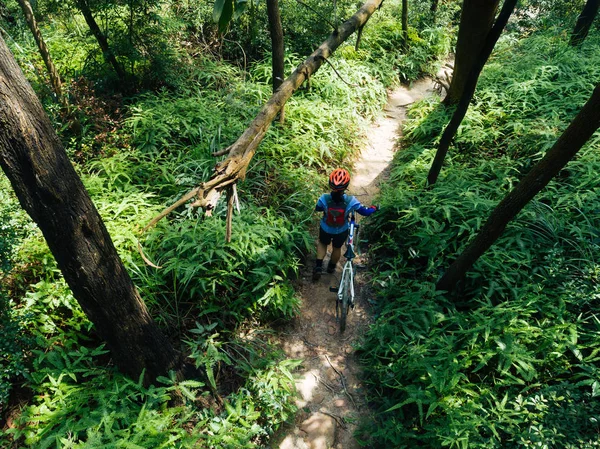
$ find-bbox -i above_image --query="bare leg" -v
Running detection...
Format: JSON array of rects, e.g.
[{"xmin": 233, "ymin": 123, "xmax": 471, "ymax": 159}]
[
  {"xmin": 317, "ymin": 241, "xmax": 328, "ymax": 260},
  {"xmin": 330, "ymin": 246, "xmax": 342, "ymax": 265}
]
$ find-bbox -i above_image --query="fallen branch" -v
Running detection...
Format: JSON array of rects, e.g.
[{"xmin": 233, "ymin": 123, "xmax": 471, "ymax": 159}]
[
  {"xmin": 140, "ymin": 0, "xmax": 384, "ymax": 246},
  {"xmin": 225, "ymin": 187, "xmax": 234, "ymax": 243},
  {"xmin": 313, "ymin": 373, "xmax": 336, "ymax": 393},
  {"xmin": 325, "ymin": 353, "xmax": 356, "ymax": 407},
  {"xmin": 320, "ymin": 409, "xmax": 348, "ymax": 429},
  {"xmin": 322, "ymin": 57, "xmax": 359, "ymax": 87}
]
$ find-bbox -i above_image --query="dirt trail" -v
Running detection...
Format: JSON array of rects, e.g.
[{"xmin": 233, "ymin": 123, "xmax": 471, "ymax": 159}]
[{"xmin": 272, "ymin": 78, "xmax": 439, "ymax": 449}]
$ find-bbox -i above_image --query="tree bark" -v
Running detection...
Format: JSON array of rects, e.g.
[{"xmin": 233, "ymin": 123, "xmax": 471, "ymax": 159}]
[
  {"xmin": 0, "ymin": 35, "xmax": 179, "ymax": 384},
  {"xmin": 401, "ymin": 0, "xmax": 408, "ymax": 51},
  {"xmin": 266, "ymin": 0, "xmax": 285, "ymax": 122},
  {"xmin": 355, "ymin": 24, "xmax": 364, "ymax": 50},
  {"xmin": 437, "ymin": 82, "xmax": 600, "ymax": 293},
  {"xmin": 144, "ymin": 0, "xmax": 385, "ymax": 230},
  {"xmin": 75, "ymin": 0, "xmax": 128, "ymax": 85},
  {"xmin": 570, "ymin": 0, "xmax": 600, "ymax": 46},
  {"xmin": 444, "ymin": 0, "xmax": 500, "ymax": 105},
  {"xmin": 427, "ymin": 0, "xmax": 518, "ymax": 186},
  {"xmin": 15, "ymin": 0, "xmax": 66, "ymax": 106}
]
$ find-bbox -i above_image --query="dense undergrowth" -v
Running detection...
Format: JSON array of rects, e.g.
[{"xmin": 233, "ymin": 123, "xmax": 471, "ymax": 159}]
[
  {"xmin": 359, "ymin": 26, "xmax": 600, "ymax": 448},
  {"xmin": 0, "ymin": 0, "xmax": 455, "ymax": 446}
]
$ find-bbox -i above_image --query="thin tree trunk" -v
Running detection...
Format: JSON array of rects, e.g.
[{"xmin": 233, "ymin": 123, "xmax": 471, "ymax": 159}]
[
  {"xmin": 75, "ymin": 0, "xmax": 127, "ymax": 85},
  {"xmin": 401, "ymin": 0, "xmax": 408, "ymax": 51},
  {"xmin": 444, "ymin": 0, "xmax": 500, "ymax": 105},
  {"xmin": 570, "ymin": 0, "xmax": 600, "ymax": 46},
  {"xmin": 355, "ymin": 24, "xmax": 364, "ymax": 50},
  {"xmin": 266, "ymin": 0, "xmax": 285, "ymax": 123},
  {"xmin": 15, "ymin": 0, "xmax": 66, "ymax": 106},
  {"xmin": 427, "ymin": 0, "xmax": 518, "ymax": 186},
  {"xmin": 144, "ymin": 0, "xmax": 385, "ymax": 231},
  {"xmin": 437, "ymin": 82, "xmax": 600, "ymax": 293},
  {"xmin": 0, "ymin": 35, "xmax": 179, "ymax": 384}
]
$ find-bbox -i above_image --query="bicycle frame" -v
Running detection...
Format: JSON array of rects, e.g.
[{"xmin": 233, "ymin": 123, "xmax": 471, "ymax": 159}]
[
  {"xmin": 335, "ymin": 215, "xmax": 357, "ymax": 305},
  {"xmin": 330, "ymin": 213, "xmax": 358, "ymax": 332}
]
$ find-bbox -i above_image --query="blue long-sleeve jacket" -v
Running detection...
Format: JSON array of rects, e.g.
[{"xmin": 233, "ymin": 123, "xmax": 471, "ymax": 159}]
[{"xmin": 315, "ymin": 193, "xmax": 376, "ymax": 234}]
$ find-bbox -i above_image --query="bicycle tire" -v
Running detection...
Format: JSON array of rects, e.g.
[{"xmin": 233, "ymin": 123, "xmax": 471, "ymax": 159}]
[{"xmin": 339, "ymin": 273, "xmax": 351, "ymax": 333}]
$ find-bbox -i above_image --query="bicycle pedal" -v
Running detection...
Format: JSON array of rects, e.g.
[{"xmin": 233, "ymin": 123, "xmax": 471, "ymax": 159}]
[{"xmin": 329, "ymin": 287, "xmax": 337, "ymax": 293}]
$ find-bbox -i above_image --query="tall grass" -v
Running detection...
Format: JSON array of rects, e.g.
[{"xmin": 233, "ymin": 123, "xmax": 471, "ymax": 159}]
[{"xmin": 358, "ymin": 29, "xmax": 600, "ymax": 448}]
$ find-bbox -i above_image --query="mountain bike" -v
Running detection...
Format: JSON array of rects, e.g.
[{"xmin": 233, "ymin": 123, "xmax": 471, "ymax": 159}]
[{"xmin": 330, "ymin": 212, "xmax": 359, "ymax": 333}]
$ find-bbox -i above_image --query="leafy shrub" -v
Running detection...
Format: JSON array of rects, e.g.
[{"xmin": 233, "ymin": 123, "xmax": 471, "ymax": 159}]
[
  {"xmin": 138, "ymin": 206, "xmax": 309, "ymax": 325},
  {"xmin": 358, "ymin": 28, "xmax": 600, "ymax": 448},
  {"xmin": 359, "ymin": 2, "xmax": 454, "ymax": 84},
  {"xmin": 5, "ymin": 333, "xmax": 297, "ymax": 448},
  {"xmin": 0, "ymin": 292, "xmax": 33, "ymax": 411},
  {"xmin": 0, "ymin": 181, "xmax": 21, "ymax": 273}
]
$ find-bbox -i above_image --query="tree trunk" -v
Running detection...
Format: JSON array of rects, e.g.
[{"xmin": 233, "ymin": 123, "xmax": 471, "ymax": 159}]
[
  {"xmin": 0, "ymin": 35, "xmax": 179, "ymax": 384},
  {"xmin": 427, "ymin": 0, "xmax": 517, "ymax": 186},
  {"xmin": 266, "ymin": 0, "xmax": 285, "ymax": 123},
  {"xmin": 144, "ymin": 0, "xmax": 385, "ymax": 230},
  {"xmin": 75, "ymin": 0, "xmax": 128, "ymax": 85},
  {"xmin": 444, "ymin": 0, "xmax": 500, "ymax": 105},
  {"xmin": 15, "ymin": 0, "xmax": 66, "ymax": 106},
  {"xmin": 401, "ymin": 0, "xmax": 408, "ymax": 51},
  {"xmin": 355, "ymin": 24, "xmax": 364, "ymax": 50},
  {"xmin": 437, "ymin": 82, "xmax": 600, "ymax": 293},
  {"xmin": 402, "ymin": 0, "xmax": 408, "ymax": 53},
  {"xmin": 570, "ymin": 0, "xmax": 600, "ymax": 46}
]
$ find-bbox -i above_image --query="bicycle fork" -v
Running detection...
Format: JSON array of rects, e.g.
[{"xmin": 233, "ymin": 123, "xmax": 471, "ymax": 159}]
[{"xmin": 331, "ymin": 261, "xmax": 355, "ymax": 307}]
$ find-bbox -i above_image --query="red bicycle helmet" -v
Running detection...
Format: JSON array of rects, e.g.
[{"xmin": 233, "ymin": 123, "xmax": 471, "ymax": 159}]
[{"xmin": 329, "ymin": 168, "xmax": 350, "ymax": 191}]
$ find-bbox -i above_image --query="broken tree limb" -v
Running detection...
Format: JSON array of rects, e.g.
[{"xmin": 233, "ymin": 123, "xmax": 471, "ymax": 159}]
[
  {"xmin": 225, "ymin": 187, "xmax": 234, "ymax": 243},
  {"xmin": 141, "ymin": 0, "xmax": 384, "ymax": 242}
]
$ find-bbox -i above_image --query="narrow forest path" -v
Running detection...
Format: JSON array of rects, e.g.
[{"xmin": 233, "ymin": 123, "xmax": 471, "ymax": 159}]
[{"xmin": 272, "ymin": 77, "xmax": 439, "ymax": 449}]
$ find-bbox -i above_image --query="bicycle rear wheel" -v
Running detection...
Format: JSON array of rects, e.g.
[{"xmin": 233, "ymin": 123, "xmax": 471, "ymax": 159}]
[{"xmin": 339, "ymin": 273, "xmax": 351, "ymax": 333}]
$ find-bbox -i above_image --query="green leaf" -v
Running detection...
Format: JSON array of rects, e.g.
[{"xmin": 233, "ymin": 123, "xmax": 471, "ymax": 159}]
[
  {"xmin": 218, "ymin": 0, "xmax": 234, "ymax": 33},
  {"xmin": 213, "ymin": 0, "xmax": 226, "ymax": 22},
  {"xmin": 233, "ymin": 0, "xmax": 248, "ymax": 20}
]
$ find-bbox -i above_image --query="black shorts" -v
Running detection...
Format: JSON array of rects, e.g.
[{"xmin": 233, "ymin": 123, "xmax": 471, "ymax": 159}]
[{"xmin": 319, "ymin": 227, "xmax": 348, "ymax": 248}]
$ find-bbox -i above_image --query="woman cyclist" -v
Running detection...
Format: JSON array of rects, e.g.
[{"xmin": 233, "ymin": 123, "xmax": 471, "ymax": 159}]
[{"xmin": 313, "ymin": 168, "xmax": 377, "ymax": 281}]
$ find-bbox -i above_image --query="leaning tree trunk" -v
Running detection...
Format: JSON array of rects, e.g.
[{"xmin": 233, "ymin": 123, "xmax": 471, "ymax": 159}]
[
  {"xmin": 427, "ymin": 0, "xmax": 518, "ymax": 186},
  {"xmin": 444, "ymin": 0, "xmax": 500, "ymax": 105},
  {"xmin": 15, "ymin": 0, "xmax": 66, "ymax": 106},
  {"xmin": 266, "ymin": 0, "xmax": 285, "ymax": 122},
  {"xmin": 143, "ymin": 0, "xmax": 385, "ymax": 232},
  {"xmin": 75, "ymin": 0, "xmax": 127, "ymax": 85},
  {"xmin": 570, "ymin": 0, "xmax": 600, "ymax": 46},
  {"xmin": 437, "ymin": 82, "xmax": 600, "ymax": 293},
  {"xmin": 0, "ymin": 35, "xmax": 179, "ymax": 384}
]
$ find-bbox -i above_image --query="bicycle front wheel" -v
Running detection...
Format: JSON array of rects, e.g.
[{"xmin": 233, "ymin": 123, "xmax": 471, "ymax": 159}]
[{"xmin": 339, "ymin": 273, "xmax": 352, "ymax": 333}]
